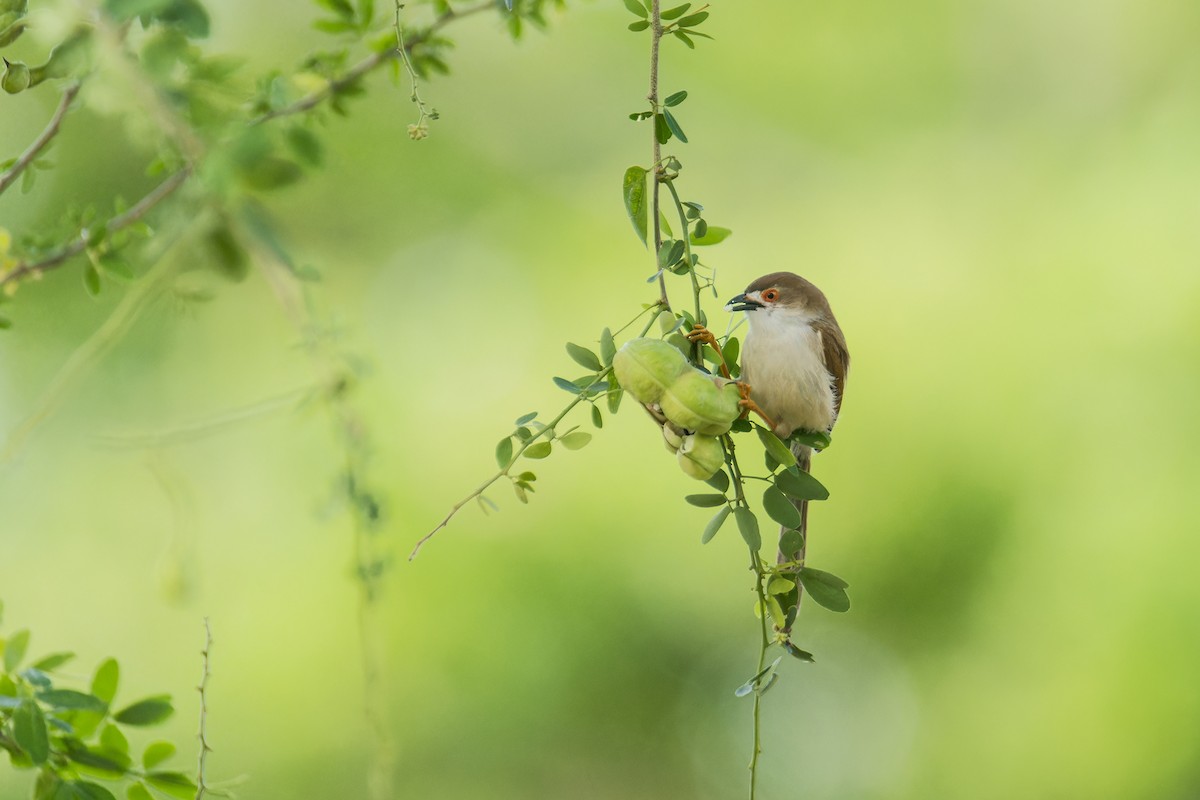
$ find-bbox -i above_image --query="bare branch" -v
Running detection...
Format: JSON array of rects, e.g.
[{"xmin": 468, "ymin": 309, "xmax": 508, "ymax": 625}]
[
  {"xmin": 0, "ymin": 82, "xmax": 81, "ymax": 197},
  {"xmin": 195, "ymin": 618, "xmax": 213, "ymax": 800}
]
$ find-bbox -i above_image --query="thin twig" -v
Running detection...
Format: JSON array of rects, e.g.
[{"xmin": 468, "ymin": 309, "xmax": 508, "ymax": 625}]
[
  {"xmin": 648, "ymin": 0, "xmax": 668, "ymax": 308},
  {"xmin": 251, "ymin": 0, "xmax": 494, "ymax": 126},
  {"xmin": 410, "ymin": 303, "xmax": 663, "ymax": 559},
  {"xmin": 195, "ymin": 618, "xmax": 213, "ymax": 800},
  {"xmin": 0, "ymin": 166, "xmax": 192, "ymax": 289},
  {"xmin": 0, "ymin": 82, "xmax": 81, "ymax": 197}
]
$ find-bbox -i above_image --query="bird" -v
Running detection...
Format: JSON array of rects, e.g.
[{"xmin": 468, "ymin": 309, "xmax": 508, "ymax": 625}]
[{"xmin": 725, "ymin": 271, "xmax": 849, "ymax": 627}]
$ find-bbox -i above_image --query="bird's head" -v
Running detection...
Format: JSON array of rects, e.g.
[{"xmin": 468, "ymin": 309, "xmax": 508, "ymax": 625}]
[{"xmin": 724, "ymin": 272, "xmax": 831, "ymax": 320}]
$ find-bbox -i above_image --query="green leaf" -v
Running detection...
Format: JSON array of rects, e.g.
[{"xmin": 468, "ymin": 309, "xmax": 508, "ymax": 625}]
[
  {"xmin": 284, "ymin": 126, "xmax": 323, "ymax": 167},
  {"xmin": 14, "ymin": 698, "xmax": 49, "ymax": 764},
  {"xmin": 798, "ymin": 567, "xmax": 851, "ymax": 613},
  {"xmin": 733, "ymin": 655, "xmax": 782, "ymax": 698},
  {"xmin": 555, "ymin": 376, "xmax": 587, "ymax": 394},
  {"xmin": 514, "ymin": 411, "xmax": 538, "ymax": 426},
  {"xmin": 789, "ymin": 429, "xmax": 833, "ymax": 451},
  {"xmin": 36, "ymin": 689, "xmax": 108, "ymax": 712},
  {"xmin": 677, "ymin": 10, "xmax": 708, "ymax": 26},
  {"xmin": 144, "ymin": 772, "xmax": 197, "ymax": 800},
  {"xmin": 621, "ymin": 0, "xmax": 648, "ymax": 17},
  {"xmin": 690, "ymin": 225, "xmax": 732, "ymax": 246},
  {"xmin": 654, "ymin": 113, "xmax": 671, "ymax": 144},
  {"xmin": 495, "ymin": 437, "xmax": 513, "ymax": 469},
  {"xmin": 779, "ymin": 529, "xmax": 804, "ymax": 560},
  {"xmin": 762, "ymin": 486, "xmax": 802, "ymax": 529},
  {"xmin": 101, "ymin": 725, "xmax": 130, "ymax": 757},
  {"xmin": 757, "ymin": 427, "xmax": 796, "ymax": 468},
  {"xmin": 238, "ymin": 156, "xmax": 303, "ymax": 190},
  {"xmin": 775, "ymin": 468, "xmax": 829, "ymax": 501},
  {"xmin": 783, "ymin": 640, "xmax": 815, "ymax": 662},
  {"xmin": 660, "ymin": 3, "xmax": 690, "ymax": 20},
  {"xmin": 82, "ymin": 264, "xmax": 102, "ymax": 296},
  {"xmin": 0, "ymin": 315, "xmax": 12, "ymax": 330},
  {"xmin": 599, "ymin": 328, "xmax": 616, "ymax": 365},
  {"xmin": 560, "ymin": 431, "xmax": 591, "ymax": 450},
  {"xmin": 113, "ymin": 696, "xmax": 173, "ymax": 726},
  {"xmin": 591, "ymin": 404, "xmax": 603, "ymax": 428},
  {"xmin": 159, "ymin": 0, "xmax": 210, "ymax": 38},
  {"xmin": 141, "ymin": 741, "xmax": 175, "ymax": 770},
  {"xmin": 627, "ymin": 18, "xmax": 649, "ymax": 31},
  {"xmin": 657, "ymin": 238, "xmax": 684, "ymax": 269},
  {"xmin": 673, "ymin": 29, "xmax": 694, "ymax": 48},
  {"xmin": 663, "ymin": 90, "xmax": 687, "ymax": 106},
  {"xmin": 67, "ymin": 782, "xmax": 119, "ymax": 800},
  {"xmin": 566, "ymin": 342, "xmax": 602, "ymax": 371},
  {"xmin": 733, "ymin": 507, "xmax": 761, "ymax": 550},
  {"xmin": 65, "ymin": 743, "xmax": 130, "ymax": 777},
  {"xmin": 685, "ymin": 493, "xmax": 726, "ymax": 508},
  {"xmin": 704, "ymin": 468, "xmax": 729, "ymax": 493},
  {"xmin": 662, "ymin": 109, "xmax": 688, "ymax": 143},
  {"xmin": 3, "ymin": 628, "xmax": 29, "ymax": 671},
  {"xmin": 622, "ymin": 166, "xmax": 648, "ymax": 246},
  {"xmin": 91, "ymin": 658, "xmax": 119, "ymax": 705},
  {"xmin": 523, "ymin": 441, "xmax": 552, "ymax": 459},
  {"xmin": 701, "ymin": 505, "xmax": 730, "ymax": 544},
  {"xmin": 126, "ymin": 784, "xmax": 155, "ymax": 800},
  {"xmin": 30, "ymin": 652, "xmax": 74, "ymax": 672},
  {"xmin": 102, "ymin": 0, "xmax": 173, "ymax": 22},
  {"xmin": 767, "ymin": 576, "xmax": 796, "ymax": 595}
]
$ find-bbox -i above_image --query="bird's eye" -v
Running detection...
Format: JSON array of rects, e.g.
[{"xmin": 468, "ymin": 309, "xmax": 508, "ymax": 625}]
[{"xmin": 762, "ymin": 289, "xmax": 779, "ymax": 302}]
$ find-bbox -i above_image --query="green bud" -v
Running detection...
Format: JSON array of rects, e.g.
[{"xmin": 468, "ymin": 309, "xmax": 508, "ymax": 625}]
[
  {"xmin": 2, "ymin": 58, "xmax": 29, "ymax": 94},
  {"xmin": 659, "ymin": 370, "xmax": 741, "ymax": 436},
  {"xmin": 612, "ymin": 338, "xmax": 689, "ymax": 405},
  {"xmin": 678, "ymin": 434, "xmax": 724, "ymax": 480}
]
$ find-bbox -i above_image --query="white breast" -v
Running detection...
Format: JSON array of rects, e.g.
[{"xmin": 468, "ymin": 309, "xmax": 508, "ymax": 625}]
[{"xmin": 741, "ymin": 307, "xmax": 836, "ymax": 438}]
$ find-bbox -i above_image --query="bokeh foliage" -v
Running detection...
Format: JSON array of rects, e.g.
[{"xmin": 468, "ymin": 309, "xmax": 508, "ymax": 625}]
[{"xmin": 3, "ymin": 0, "xmax": 1200, "ymax": 798}]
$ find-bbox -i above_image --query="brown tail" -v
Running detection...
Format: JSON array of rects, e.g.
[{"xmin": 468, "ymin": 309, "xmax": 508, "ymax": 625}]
[{"xmin": 778, "ymin": 442, "xmax": 811, "ymax": 634}]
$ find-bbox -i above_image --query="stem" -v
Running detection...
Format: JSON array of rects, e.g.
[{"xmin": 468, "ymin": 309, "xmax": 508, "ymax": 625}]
[
  {"xmin": 394, "ymin": 1, "xmax": 436, "ymax": 134},
  {"xmin": 0, "ymin": 82, "xmax": 80, "ymax": 197},
  {"xmin": 648, "ymin": 0, "xmax": 668, "ymax": 308},
  {"xmin": 194, "ymin": 618, "xmax": 213, "ymax": 800},
  {"xmin": 411, "ymin": 304, "xmax": 663, "ymax": 559},
  {"xmin": 251, "ymin": 0, "xmax": 494, "ymax": 126},
  {"xmin": 748, "ymin": 550, "xmax": 770, "ymax": 800}
]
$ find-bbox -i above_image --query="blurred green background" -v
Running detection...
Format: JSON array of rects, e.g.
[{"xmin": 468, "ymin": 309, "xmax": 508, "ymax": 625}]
[{"xmin": 3, "ymin": 0, "xmax": 1200, "ymax": 797}]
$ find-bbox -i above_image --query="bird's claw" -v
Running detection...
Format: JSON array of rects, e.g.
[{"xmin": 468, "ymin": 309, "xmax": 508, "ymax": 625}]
[
  {"xmin": 735, "ymin": 383, "xmax": 777, "ymax": 431},
  {"xmin": 685, "ymin": 324, "xmax": 718, "ymax": 348}
]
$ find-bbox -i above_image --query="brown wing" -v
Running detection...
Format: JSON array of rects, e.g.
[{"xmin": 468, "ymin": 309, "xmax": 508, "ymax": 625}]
[{"xmin": 815, "ymin": 318, "xmax": 850, "ymax": 416}]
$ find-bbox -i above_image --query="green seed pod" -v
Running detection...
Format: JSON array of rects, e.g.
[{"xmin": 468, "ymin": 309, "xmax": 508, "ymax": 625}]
[
  {"xmin": 659, "ymin": 369, "xmax": 741, "ymax": 436},
  {"xmin": 612, "ymin": 338, "xmax": 689, "ymax": 405},
  {"xmin": 678, "ymin": 434, "xmax": 724, "ymax": 480},
  {"xmin": 1, "ymin": 58, "xmax": 29, "ymax": 94}
]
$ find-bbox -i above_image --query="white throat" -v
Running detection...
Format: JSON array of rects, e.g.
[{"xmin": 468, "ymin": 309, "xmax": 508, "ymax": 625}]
[{"xmin": 740, "ymin": 307, "xmax": 836, "ymax": 439}]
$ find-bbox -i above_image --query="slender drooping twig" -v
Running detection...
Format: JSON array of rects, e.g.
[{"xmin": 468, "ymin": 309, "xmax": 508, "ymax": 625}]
[
  {"xmin": 0, "ymin": 82, "xmax": 81, "ymax": 197},
  {"xmin": 195, "ymin": 618, "xmax": 213, "ymax": 800},
  {"xmin": 250, "ymin": 0, "xmax": 494, "ymax": 126},
  {"xmin": 648, "ymin": 0, "xmax": 668, "ymax": 308}
]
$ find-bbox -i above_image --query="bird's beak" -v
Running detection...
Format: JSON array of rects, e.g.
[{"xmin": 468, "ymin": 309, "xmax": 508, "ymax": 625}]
[{"xmin": 724, "ymin": 293, "xmax": 762, "ymax": 313}]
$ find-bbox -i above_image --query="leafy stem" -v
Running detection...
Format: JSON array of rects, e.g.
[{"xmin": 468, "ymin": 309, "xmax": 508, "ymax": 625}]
[
  {"xmin": 409, "ymin": 303, "xmax": 663, "ymax": 559},
  {"xmin": 0, "ymin": 82, "xmax": 80, "ymax": 197},
  {"xmin": 393, "ymin": 1, "xmax": 439, "ymax": 139},
  {"xmin": 647, "ymin": 0, "xmax": 667, "ymax": 308}
]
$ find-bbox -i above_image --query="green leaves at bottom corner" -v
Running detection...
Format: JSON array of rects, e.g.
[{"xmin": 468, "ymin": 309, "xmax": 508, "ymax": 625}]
[{"xmin": 798, "ymin": 567, "xmax": 850, "ymax": 613}]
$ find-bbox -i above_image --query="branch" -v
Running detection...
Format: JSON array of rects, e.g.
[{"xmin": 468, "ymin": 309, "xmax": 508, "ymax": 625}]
[
  {"xmin": 195, "ymin": 618, "xmax": 213, "ymax": 800},
  {"xmin": 0, "ymin": 165, "xmax": 192, "ymax": 289},
  {"xmin": 0, "ymin": 82, "xmax": 81, "ymax": 197},
  {"xmin": 250, "ymin": 0, "xmax": 495, "ymax": 126}
]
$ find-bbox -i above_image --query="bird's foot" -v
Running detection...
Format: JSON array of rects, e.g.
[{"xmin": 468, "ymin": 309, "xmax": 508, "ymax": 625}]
[
  {"xmin": 686, "ymin": 324, "xmax": 732, "ymax": 379},
  {"xmin": 734, "ymin": 383, "xmax": 777, "ymax": 431}
]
